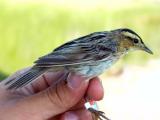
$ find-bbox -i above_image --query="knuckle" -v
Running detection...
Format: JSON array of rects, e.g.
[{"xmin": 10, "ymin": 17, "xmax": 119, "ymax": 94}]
[{"xmin": 45, "ymin": 85, "xmax": 71, "ymax": 109}]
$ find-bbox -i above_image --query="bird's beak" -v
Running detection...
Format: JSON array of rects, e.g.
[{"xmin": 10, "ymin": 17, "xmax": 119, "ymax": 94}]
[{"xmin": 142, "ymin": 45, "xmax": 153, "ymax": 54}]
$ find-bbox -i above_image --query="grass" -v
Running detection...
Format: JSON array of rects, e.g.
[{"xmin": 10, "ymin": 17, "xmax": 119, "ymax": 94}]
[{"xmin": 0, "ymin": 2, "xmax": 160, "ymax": 79}]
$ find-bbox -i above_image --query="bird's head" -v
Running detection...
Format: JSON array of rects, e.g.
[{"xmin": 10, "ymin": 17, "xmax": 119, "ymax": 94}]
[{"xmin": 111, "ymin": 28, "xmax": 153, "ymax": 54}]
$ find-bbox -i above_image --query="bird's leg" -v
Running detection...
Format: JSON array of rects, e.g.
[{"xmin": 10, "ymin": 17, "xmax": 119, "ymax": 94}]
[{"xmin": 84, "ymin": 100, "xmax": 110, "ymax": 120}]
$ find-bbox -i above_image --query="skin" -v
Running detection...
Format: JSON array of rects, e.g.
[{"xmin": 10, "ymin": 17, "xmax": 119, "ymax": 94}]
[{"xmin": 0, "ymin": 68, "xmax": 104, "ymax": 120}]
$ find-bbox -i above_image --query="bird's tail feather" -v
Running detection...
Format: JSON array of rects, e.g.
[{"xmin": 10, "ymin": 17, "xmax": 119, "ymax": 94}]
[{"xmin": 6, "ymin": 67, "xmax": 47, "ymax": 90}]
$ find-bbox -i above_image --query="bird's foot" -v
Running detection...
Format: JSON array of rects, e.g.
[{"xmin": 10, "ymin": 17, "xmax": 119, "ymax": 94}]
[
  {"xmin": 88, "ymin": 108, "xmax": 110, "ymax": 120},
  {"xmin": 84, "ymin": 101, "xmax": 110, "ymax": 120}
]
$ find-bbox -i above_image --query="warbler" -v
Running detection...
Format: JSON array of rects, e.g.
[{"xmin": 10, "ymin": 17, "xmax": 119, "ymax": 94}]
[{"xmin": 5, "ymin": 28, "xmax": 153, "ymax": 120}]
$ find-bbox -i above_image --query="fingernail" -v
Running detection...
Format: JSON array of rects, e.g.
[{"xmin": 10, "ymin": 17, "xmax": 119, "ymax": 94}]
[
  {"xmin": 67, "ymin": 73, "xmax": 86, "ymax": 89},
  {"xmin": 64, "ymin": 112, "xmax": 79, "ymax": 120}
]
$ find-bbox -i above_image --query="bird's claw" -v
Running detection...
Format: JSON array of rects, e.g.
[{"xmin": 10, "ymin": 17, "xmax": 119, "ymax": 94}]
[{"xmin": 88, "ymin": 108, "xmax": 110, "ymax": 120}]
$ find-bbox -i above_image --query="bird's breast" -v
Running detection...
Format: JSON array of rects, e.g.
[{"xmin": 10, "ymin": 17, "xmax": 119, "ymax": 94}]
[{"xmin": 67, "ymin": 56, "xmax": 119, "ymax": 78}]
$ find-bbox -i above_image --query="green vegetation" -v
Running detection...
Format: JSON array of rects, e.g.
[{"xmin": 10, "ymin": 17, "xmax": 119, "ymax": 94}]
[
  {"xmin": 0, "ymin": 2, "xmax": 160, "ymax": 80},
  {"xmin": 0, "ymin": 71, "xmax": 8, "ymax": 80}
]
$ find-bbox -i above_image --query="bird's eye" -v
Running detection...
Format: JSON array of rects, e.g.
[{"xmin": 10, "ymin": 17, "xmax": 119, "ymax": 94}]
[{"xmin": 133, "ymin": 38, "xmax": 139, "ymax": 44}]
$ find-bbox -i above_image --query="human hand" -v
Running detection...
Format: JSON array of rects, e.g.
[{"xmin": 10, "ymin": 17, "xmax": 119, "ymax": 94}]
[{"xmin": 0, "ymin": 68, "xmax": 104, "ymax": 120}]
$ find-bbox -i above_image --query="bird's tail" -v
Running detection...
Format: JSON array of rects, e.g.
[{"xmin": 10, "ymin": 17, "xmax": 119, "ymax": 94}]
[{"xmin": 6, "ymin": 67, "xmax": 47, "ymax": 90}]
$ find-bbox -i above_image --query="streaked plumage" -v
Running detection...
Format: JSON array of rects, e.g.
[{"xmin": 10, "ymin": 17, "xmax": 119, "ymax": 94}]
[{"xmin": 5, "ymin": 28, "xmax": 153, "ymax": 90}]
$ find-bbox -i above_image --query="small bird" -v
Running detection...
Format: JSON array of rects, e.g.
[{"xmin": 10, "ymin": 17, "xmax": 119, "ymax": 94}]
[{"xmin": 5, "ymin": 28, "xmax": 153, "ymax": 119}]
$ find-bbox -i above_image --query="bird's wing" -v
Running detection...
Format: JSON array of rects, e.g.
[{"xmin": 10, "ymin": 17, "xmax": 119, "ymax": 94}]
[
  {"xmin": 6, "ymin": 42, "xmax": 113, "ymax": 89},
  {"xmin": 5, "ymin": 32, "xmax": 116, "ymax": 89},
  {"xmin": 35, "ymin": 34, "xmax": 116, "ymax": 67}
]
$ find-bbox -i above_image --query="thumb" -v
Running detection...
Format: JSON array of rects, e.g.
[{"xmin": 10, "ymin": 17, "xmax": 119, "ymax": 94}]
[{"xmin": 16, "ymin": 73, "xmax": 89, "ymax": 119}]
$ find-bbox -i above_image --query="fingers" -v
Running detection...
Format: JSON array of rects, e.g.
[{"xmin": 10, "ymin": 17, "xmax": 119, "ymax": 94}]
[
  {"xmin": 70, "ymin": 78, "xmax": 104, "ymax": 110},
  {"xmin": 87, "ymin": 77, "xmax": 104, "ymax": 101},
  {"xmin": 1, "ymin": 68, "xmax": 104, "ymax": 120},
  {"xmin": 29, "ymin": 71, "xmax": 65, "ymax": 93},
  {"xmin": 18, "ymin": 75, "xmax": 104, "ymax": 120},
  {"xmin": 14, "ymin": 73, "xmax": 89, "ymax": 120},
  {"xmin": 48, "ymin": 109, "xmax": 92, "ymax": 120},
  {"xmin": 60, "ymin": 109, "xmax": 93, "ymax": 120}
]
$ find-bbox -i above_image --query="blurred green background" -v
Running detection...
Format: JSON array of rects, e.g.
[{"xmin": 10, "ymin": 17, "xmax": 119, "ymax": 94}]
[{"xmin": 0, "ymin": 0, "xmax": 160, "ymax": 79}]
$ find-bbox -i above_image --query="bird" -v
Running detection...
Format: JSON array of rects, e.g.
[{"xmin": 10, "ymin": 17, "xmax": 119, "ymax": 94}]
[{"xmin": 4, "ymin": 28, "xmax": 153, "ymax": 120}]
